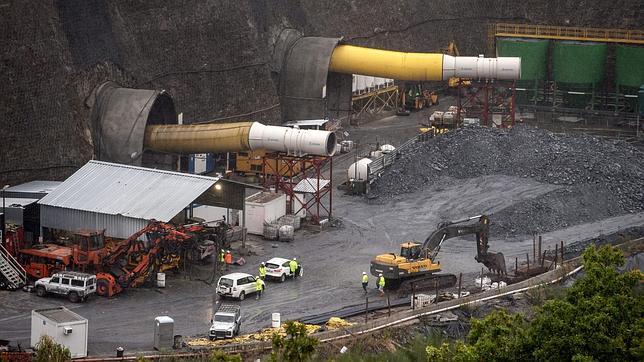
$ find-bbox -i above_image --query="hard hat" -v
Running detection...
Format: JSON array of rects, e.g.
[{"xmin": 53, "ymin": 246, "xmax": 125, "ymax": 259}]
[
  {"xmin": 362, "ymin": 272, "xmax": 367, "ymax": 275},
  {"xmin": 293, "ymin": 257, "xmax": 297, "ymax": 261},
  {"xmin": 379, "ymin": 273, "xmax": 383, "ymax": 276},
  {"xmin": 261, "ymin": 262, "xmax": 265, "ymax": 266},
  {"xmin": 227, "ymin": 250, "xmax": 231, "ymax": 253}
]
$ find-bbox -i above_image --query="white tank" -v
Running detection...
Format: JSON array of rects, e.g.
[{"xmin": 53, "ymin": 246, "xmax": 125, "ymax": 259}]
[
  {"xmin": 347, "ymin": 158, "xmax": 372, "ymax": 180},
  {"xmin": 379, "ymin": 144, "xmax": 395, "ymax": 154}
]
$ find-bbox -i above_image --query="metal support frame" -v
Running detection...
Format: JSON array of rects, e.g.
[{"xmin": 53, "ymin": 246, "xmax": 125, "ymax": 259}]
[
  {"xmin": 262, "ymin": 153, "xmax": 332, "ymax": 225},
  {"xmin": 351, "ymin": 85, "xmax": 399, "ymax": 121},
  {"xmin": 1, "ymin": 185, "xmax": 8, "ymax": 246},
  {"xmin": 457, "ymin": 79, "xmax": 516, "ymax": 128}
]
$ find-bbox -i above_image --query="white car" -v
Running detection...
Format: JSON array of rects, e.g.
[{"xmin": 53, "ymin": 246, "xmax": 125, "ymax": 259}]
[
  {"xmin": 216, "ymin": 273, "xmax": 258, "ymax": 300},
  {"xmin": 264, "ymin": 257, "xmax": 303, "ymax": 282}
]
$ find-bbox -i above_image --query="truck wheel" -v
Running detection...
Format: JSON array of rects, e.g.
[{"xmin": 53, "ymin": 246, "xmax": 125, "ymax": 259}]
[
  {"xmin": 96, "ymin": 278, "xmax": 110, "ymax": 297},
  {"xmin": 238, "ymin": 291, "xmax": 245, "ymax": 301},
  {"xmin": 280, "ymin": 274, "xmax": 286, "ymax": 283},
  {"xmin": 36, "ymin": 286, "xmax": 46, "ymax": 297},
  {"xmin": 68, "ymin": 292, "xmax": 80, "ymax": 303}
]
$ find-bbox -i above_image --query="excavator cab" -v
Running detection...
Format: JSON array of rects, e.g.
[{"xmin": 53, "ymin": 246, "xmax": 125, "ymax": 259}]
[{"xmin": 400, "ymin": 242, "xmax": 422, "ymax": 261}]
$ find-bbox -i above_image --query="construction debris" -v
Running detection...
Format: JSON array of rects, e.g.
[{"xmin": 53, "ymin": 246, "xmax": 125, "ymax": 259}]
[
  {"xmin": 370, "ymin": 126, "xmax": 644, "ymax": 236},
  {"xmin": 326, "ymin": 317, "xmax": 354, "ymax": 330},
  {"xmin": 187, "ymin": 322, "xmax": 320, "ymax": 347}
]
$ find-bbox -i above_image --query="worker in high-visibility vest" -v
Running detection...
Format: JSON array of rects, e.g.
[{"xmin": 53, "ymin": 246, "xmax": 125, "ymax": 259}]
[
  {"xmin": 255, "ymin": 276, "xmax": 265, "ymax": 300},
  {"xmin": 218, "ymin": 249, "xmax": 225, "ymax": 271},
  {"xmin": 289, "ymin": 258, "xmax": 298, "ymax": 279},
  {"xmin": 361, "ymin": 272, "xmax": 369, "ymax": 293},
  {"xmin": 259, "ymin": 262, "xmax": 267, "ymax": 280},
  {"xmin": 224, "ymin": 250, "xmax": 233, "ymax": 270},
  {"xmin": 377, "ymin": 273, "xmax": 385, "ymax": 296}
]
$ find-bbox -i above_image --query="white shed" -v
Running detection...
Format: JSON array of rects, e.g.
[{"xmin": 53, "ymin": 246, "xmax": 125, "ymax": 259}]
[
  {"xmin": 31, "ymin": 307, "xmax": 88, "ymax": 358},
  {"xmin": 244, "ymin": 192, "xmax": 286, "ymax": 235}
]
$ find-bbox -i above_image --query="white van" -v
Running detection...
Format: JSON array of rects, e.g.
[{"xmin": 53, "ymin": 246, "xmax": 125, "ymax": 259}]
[{"xmin": 216, "ymin": 272, "xmax": 258, "ymax": 300}]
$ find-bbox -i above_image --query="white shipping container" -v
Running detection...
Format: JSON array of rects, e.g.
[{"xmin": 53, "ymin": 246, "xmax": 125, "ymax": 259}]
[
  {"xmin": 244, "ymin": 192, "xmax": 287, "ymax": 235},
  {"xmin": 31, "ymin": 307, "xmax": 88, "ymax": 358}
]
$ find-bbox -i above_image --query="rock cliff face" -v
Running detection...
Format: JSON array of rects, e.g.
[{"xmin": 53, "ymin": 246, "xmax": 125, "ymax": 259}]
[{"xmin": 1, "ymin": 0, "xmax": 641, "ymax": 184}]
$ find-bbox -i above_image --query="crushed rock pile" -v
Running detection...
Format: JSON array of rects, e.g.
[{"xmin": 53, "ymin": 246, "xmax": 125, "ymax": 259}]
[{"xmin": 369, "ymin": 126, "xmax": 644, "ymax": 236}]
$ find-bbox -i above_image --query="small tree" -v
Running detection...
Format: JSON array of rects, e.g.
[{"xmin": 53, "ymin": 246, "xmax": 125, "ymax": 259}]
[
  {"xmin": 271, "ymin": 321, "xmax": 318, "ymax": 362},
  {"xmin": 34, "ymin": 335, "xmax": 71, "ymax": 362},
  {"xmin": 524, "ymin": 245, "xmax": 643, "ymax": 361}
]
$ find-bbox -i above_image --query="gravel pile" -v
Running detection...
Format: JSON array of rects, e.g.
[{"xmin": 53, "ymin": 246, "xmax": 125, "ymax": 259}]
[{"xmin": 369, "ymin": 126, "xmax": 644, "ymax": 235}]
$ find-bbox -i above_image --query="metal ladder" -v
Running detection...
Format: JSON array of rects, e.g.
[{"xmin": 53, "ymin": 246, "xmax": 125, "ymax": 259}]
[{"xmin": 0, "ymin": 243, "xmax": 27, "ymax": 289}]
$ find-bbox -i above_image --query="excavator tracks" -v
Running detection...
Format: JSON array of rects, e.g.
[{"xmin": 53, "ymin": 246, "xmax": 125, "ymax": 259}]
[{"xmin": 393, "ymin": 273, "xmax": 457, "ymax": 296}]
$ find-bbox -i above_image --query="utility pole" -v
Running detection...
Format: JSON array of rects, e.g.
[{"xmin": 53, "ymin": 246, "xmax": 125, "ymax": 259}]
[{"xmin": 1, "ymin": 185, "xmax": 9, "ymax": 246}]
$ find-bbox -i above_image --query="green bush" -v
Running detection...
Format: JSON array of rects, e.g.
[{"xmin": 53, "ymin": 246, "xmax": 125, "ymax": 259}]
[
  {"xmin": 425, "ymin": 245, "xmax": 644, "ymax": 362},
  {"xmin": 271, "ymin": 321, "xmax": 318, "ymax": 362},
  {"xmin": 34, "ymin": 335, "xmax": 71, "ymax": 362}
]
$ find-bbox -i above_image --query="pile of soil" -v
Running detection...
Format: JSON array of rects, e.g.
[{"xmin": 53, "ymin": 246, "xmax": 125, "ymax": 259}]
[{"xmin": 369, "ymin": 126, "xmax": 644, "ymax": 236}]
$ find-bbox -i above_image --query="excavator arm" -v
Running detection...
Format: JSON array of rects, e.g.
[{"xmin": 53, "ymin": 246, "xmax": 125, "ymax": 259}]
[{"xmin": 422, "ymin": 215, "xmax": 506, "ymax": 274}]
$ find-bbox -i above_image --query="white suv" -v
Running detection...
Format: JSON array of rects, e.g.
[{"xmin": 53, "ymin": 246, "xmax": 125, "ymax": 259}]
[
  {"xmin": 35, "ymin": 271, "xmax": 96, "ymax": 303},
  {"xmin": 216, "ymin": 273, "xmax": 258, "ymax": 300},
  {"xmin": 264, "ymin": 257, "xmax": 303, "ymax": 282}
]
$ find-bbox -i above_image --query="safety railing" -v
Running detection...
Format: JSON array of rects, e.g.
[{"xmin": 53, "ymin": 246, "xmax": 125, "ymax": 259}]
[
  {"xmin": 494, "ymin": 23, "xmax": 644, "ymax": 44},
  {"xmin": 0, "ymin": 242, "xmax": 27, "ymax": 287},
  {"xmin": 369, "ymin": 134, "xmax": 422, "ymax": 177}
]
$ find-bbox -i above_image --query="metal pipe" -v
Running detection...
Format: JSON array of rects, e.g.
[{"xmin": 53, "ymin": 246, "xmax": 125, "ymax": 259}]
[
  {"xmin": 328, "ymin": 45, "xmax": 521, "ymax": 81},
  {"xmin": 144, "ymin": 122, "xmax": 337, "ymax": 157}
]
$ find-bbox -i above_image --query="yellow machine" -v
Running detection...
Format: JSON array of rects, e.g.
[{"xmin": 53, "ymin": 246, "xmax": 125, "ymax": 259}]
[
  {"xmin": 418, "ymin": 125, "xmax": 449, "ymax": 135},
  {"xmin": 370, "ymin": 215, "xmax": 506, "ymax": 288},
  {"xmin": 373, "ymin": 241, "xmax": 442, "ymax": 276},
  {"xmin": 400, "ymin": 86, "xmax": 439, "ymax": 111}
]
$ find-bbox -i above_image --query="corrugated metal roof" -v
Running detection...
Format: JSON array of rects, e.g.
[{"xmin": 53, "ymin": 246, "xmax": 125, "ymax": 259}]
[
  {"xmin": 293, "ymin": 178, "xmax": 330, "ymax": 193},
  {"xmin": 4, "ymin": 181, "xmax": 62, "ymax": 199},
  {"xmin": 5, "ymin": 181, "xmax": 62, "ymax": 193},
  {"xmin": 38, "ymin": 161, "xmax": 218, "ymax": 222}
]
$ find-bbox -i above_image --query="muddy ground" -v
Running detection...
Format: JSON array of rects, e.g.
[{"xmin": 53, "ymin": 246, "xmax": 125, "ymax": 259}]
[{"xmin": 1, "ymin": 107, "xmax": 642, "ymax": 356}]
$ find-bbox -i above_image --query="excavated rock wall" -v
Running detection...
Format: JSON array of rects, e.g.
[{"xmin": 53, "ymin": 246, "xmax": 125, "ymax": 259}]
[{"xmin": 1, "ymin": 0, "xmax": 641, "ymax": 184}]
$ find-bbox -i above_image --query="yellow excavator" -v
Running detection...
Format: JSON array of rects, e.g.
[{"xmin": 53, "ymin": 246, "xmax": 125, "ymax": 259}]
[{"xmin": 370, "ymin": 215, "xmax": 506, "ymax": 289}]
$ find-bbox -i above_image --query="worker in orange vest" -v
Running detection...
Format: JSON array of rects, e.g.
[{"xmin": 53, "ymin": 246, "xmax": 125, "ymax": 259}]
[{"xmin": 224, "ymin": 250, "xmax": 233, "ymax": 270}]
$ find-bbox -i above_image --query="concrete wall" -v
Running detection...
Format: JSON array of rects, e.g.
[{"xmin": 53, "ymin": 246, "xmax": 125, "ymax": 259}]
[{"xmin": 1, "ymin": 0, "xmax": 641, "ymax": 185}]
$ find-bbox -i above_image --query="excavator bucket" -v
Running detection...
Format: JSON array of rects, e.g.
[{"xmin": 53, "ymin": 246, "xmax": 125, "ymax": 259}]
[{"xmin": 476, "ymin": 252, "xmax": 507, "ymax": 275}]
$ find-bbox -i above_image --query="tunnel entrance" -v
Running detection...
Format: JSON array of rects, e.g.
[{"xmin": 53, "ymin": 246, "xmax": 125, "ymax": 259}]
[{"xmin": 89, "ymin": 81, "xmax": 178, "ymax": 170}]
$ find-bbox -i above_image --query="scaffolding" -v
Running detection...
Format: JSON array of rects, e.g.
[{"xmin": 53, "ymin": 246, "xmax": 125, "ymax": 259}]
[
  {"xmin": 456, "ymin": 80, "xmax": 516, "ymax": 128},
  {"xmin": 489, "ymin": 23, "xmax": 644, "ymax": 51},
  {"xmin": 262, "ymin": 153, "xmax": 332, "ymax": 225},
  {"xmin": 351, "ymin": 85, "xmax": 399, "ymax": 121}
]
